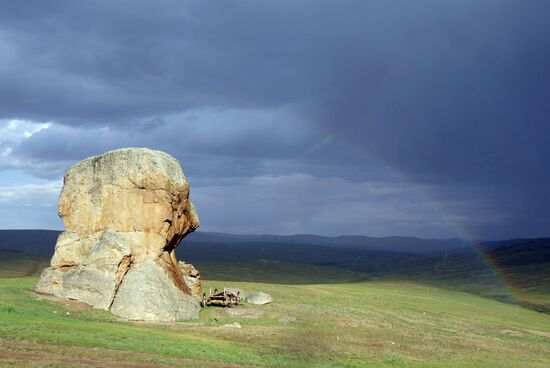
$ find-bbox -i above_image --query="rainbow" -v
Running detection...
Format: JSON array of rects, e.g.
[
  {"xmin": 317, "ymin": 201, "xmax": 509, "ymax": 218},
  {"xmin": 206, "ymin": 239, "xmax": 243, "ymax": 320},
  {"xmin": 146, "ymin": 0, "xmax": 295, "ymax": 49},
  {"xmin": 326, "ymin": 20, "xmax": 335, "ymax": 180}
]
[{"xmin": 307, "ymin": 128, "xmax": 520, "ymax": 303}]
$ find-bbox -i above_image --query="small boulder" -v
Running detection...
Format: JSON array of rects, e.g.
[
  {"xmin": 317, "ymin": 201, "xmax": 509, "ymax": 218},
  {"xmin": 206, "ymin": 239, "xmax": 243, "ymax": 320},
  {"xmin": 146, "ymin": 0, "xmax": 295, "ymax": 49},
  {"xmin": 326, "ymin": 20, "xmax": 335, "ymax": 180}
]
[{"xmin": 245, "ymin": 292, "xmax": 273, "ymax": 305}]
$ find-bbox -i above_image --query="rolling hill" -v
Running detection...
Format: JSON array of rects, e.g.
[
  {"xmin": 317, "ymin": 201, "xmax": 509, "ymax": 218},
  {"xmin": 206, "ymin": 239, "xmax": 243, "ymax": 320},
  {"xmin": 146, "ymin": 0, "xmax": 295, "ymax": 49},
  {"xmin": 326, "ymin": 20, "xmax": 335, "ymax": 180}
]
[
  {"xmin": 1, "ymin": 229, "xmax": 548, "ymax": 312},
  {"xmin": 0, "ymin": 252, "xmax": 549, "ymax": 367}
]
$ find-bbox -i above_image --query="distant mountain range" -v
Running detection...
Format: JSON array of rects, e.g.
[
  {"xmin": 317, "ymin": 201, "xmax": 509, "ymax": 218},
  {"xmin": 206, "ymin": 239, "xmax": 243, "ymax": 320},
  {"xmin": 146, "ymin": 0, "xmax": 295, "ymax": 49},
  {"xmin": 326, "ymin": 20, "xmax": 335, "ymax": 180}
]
[
  {"xmin": 186, "ymin": 231, "xmax": 533, "ymax": 254},
  {"xmin": 0, "ymin": 229, "xmax": 544, "ymax": 268}
]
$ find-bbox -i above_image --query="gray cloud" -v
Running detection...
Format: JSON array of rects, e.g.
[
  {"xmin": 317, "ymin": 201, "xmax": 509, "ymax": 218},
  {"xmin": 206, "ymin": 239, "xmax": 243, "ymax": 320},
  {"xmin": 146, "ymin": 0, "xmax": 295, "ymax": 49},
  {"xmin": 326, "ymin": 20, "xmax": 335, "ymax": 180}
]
[{"xmin": 0, "ymin": 1, "xmax": 549, "ymax": 238}]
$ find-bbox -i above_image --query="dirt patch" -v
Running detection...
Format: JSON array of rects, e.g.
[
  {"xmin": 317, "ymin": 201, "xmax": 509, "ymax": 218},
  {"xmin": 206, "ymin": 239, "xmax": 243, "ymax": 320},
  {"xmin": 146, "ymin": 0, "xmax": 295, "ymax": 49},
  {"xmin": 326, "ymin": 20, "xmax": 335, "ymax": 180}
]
[
  {"xmin": 500, "ymin": 329, "xmax": 525, "ymax": 337},
  {"xmin": 277, "ymin": 316, "xmax": 297, "ymax": 323},
  {"xmin": 522, "ymin": 329, "xmax": 550, "ymax": 338},
  {"xmin": 0, "ymin": 350, "xmax": 171, "ymax": 368},
  {"xmin": 225, "ymin": 307, "xmax": 264, "ymax": 319},
  {"xmin": 0, "ymin": 339, "xmax": 259, "ymax": 368},
  {"xmin": 28, "ymin": 291, "xmax": 94, "ymax": 311}
]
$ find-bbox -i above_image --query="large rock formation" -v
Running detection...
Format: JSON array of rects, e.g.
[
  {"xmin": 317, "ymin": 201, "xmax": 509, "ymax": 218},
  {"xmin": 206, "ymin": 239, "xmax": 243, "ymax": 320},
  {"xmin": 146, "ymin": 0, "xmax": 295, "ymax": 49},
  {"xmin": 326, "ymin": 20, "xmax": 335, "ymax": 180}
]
[{"xmin": 34, "ymin": 148, "xmax": 202, "ymax": 321}]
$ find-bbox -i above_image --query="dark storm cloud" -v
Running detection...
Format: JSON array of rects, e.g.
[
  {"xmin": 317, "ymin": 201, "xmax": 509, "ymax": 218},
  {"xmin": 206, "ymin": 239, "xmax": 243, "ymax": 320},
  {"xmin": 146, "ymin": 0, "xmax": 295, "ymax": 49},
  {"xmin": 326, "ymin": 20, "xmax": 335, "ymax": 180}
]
[
  {"xmin": 0, "ymin": 1, "xmax": 549, "ymax": 238},
  {"xmin": 0, "ymin": 1, "xmax": 320, "ymax": 123}
]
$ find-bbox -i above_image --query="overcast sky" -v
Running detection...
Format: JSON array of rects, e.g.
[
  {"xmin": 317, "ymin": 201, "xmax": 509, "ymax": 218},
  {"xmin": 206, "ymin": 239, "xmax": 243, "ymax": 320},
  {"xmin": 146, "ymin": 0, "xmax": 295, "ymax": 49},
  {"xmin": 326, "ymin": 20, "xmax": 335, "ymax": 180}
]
[{"xmin": 1, "ymin": 1, "xmax": 549, "ymax": 239}]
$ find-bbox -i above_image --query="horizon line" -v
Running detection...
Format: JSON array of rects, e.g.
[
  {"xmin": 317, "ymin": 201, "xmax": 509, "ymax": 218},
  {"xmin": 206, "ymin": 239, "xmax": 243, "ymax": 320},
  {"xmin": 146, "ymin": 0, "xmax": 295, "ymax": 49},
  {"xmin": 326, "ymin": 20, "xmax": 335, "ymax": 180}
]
[{"xmin": 0, "ymin": 228, "xmax": 546, "ymax": 243}]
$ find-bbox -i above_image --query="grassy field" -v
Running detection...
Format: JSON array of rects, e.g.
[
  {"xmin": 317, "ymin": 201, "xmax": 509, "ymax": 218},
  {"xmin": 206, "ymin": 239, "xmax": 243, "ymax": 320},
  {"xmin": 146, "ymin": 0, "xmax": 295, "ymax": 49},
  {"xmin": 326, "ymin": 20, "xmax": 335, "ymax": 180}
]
[
  {"xmin": 386, "ymin": 246, "xmax": 550, "ymax": 313},
  {"xmin": 0, "ymin": 256, "xmax": 549, "ymax": 367}
]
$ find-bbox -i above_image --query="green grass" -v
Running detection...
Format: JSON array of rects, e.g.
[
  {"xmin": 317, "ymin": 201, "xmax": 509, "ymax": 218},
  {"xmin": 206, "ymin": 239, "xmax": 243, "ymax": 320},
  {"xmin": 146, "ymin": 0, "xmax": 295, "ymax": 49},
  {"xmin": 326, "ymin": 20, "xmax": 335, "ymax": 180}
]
[
  {"xmin": 388, "ymin": 251, "xmax": 550, "ymax": 313},
  {"xmin": 0, "ymin": 250, "xmax": 47, "ymax": 278},
  {"xmin": 0, "ymin": 257, "xmax": 549, "ymax": 367}
]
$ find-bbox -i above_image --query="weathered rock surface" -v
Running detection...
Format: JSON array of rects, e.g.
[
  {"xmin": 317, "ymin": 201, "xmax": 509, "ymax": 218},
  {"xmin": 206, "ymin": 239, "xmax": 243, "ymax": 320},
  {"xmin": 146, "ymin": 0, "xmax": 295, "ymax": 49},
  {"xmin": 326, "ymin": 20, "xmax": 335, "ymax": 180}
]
[
  {"xmin": 109, "ymin": 260, "xmax": 198, "ymax": 321},
  {"xmin": 246, "ymin": 292, "xmax": 273, "ymax": 305},
  {"xmin": 34, "ymin": 148, "xmax": 201, "ymax": 321},
  {"xmin": 178, "ymin": 261, "xmax": 202, "ymax": 300}
]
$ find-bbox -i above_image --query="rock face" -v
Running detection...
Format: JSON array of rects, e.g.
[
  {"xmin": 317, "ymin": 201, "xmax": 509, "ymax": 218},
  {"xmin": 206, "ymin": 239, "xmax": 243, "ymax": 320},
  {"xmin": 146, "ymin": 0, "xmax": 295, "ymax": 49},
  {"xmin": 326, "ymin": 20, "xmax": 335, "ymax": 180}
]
[
  {"xmin": 246, "ymin": 292, "xmax": 273, "ymax": 305},
  {"xmin": 178, "ymin": 261, "xmax": 202, "ymax": 300},
  {"xmin": 34, "ymin": 148, "xmax": 202, "ymax": 321}
]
